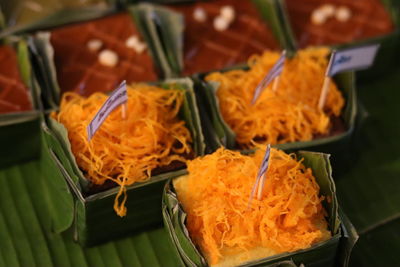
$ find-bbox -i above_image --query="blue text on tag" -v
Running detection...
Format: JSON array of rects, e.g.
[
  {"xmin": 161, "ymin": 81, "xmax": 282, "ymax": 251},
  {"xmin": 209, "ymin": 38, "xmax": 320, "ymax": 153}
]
[{"xmin": 327, "ymin": 44, "xmax": 380, "ymax": 77}]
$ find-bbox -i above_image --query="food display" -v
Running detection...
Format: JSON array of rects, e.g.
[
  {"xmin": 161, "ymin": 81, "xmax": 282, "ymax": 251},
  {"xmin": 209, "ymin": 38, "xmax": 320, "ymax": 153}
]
[
  {"xmin": 50, "ymin": 13, "xmax": 158, "ymax": 96},
  {"xmin": 205, "ymin": 48, "xmax": 345, "ymax": 149},
  {"xmin": 7, "ymin": 0, "xmax": 400, "ymax": 261},
  {"xmin": 284, "ymin": 0, "xmax": 395, "ymax": 47},
  {"xmin": 0, "ymin": 45, "xmax": 33, "ymax": 114},
  {"xmin": 172, "ymin": 147, "xmax": 331, "ymax": 266},
  {"xmin": 167, "ymin": 0, "xmax": 279, "ymax": 75},
  {"xmin": 51, "ymin": 83, "xmax": 193, "ymax": 216}
]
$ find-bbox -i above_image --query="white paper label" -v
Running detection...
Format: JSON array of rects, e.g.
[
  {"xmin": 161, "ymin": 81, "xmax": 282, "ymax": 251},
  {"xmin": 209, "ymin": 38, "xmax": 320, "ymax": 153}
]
[
  {"xmin": 87, "ymin": 80, "xmax": 127, "ymax": 141},
  {"xmin": 252, "ymin": 51, "xmax": 286, "ymax": 104},
  {"xmin": 248, "ymin": 144, "xmax": 271, "ymax": 203},
  {"xmin": 327, "ymin": 44, "xmax": 380, "ymax": 77}
]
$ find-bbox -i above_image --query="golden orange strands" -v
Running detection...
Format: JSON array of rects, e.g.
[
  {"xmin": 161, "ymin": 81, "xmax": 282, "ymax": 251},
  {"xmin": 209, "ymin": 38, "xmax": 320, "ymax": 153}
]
[
  {"xmin": 52, "ymin": 84, "xmax": 193, "ymax": 217},
  {"xmin": 174, "ymin": 147, "xmax": 330, "ymax": 266},
  {"xmin": 205, "ymin": 47, "xmax": 345, "ymax": 149}
]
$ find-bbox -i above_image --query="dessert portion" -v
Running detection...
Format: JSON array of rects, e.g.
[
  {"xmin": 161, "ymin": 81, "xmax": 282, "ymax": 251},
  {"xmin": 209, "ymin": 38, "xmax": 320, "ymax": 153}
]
[
  {"xmin": 205, "ymin": 48, "xmax": 345, "ymax": 149},
  {"xmin": 51, "ymin": 13, "xmax": 158, "ymax": 96},
  {"xmin": 52, "ymin": 83, "xmax": 193, "ymax": 216},
  {"xmin": 168, "ymin": 0, "xmax": 279, "ymax": 75},
  {"xmin": 174, "ymin": 147, "xmax": 331, "ymax": 266},
  {"xmin": 284, "ymin": 0, "xmax": 394, "ymax": 48},
  {"xmin": 0, "ymin": 45, "xmax": 33, "ymax": 114}
]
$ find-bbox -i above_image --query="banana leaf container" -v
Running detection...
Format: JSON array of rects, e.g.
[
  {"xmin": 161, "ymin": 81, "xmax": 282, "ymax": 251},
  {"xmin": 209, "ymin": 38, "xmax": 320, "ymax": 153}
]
[
  {"xmin": 192, "ymin": 68, "xmax": 358, "ymax": 172},
  {"xmin": 0, "ymin": 0, "xmax": 116, "ymax": 37},
  {"xmin": 0, "ymin": 37, "xmax": 42, "ymax": 167},
  {"xmin": 162, "ymin": 150, "xmax": 358, "ymax": 267},
  {"xmin": 29, "ymin": 3, "xmax": 182, "ymax": 110},
  {"xmin": 41, "ymin": 77, "xmax": 205, "ymax": 246},
  {"xmin": 254, "ymin": 0, "xmax": 400, "ymax": 81},
  {"xmin": 129, "ymin": 0, "xmax": 288, "ymax": 77}
]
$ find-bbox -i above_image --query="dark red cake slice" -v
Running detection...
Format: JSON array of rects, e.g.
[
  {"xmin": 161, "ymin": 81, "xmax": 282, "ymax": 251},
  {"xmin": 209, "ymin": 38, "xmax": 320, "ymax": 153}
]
[
  {"xmin": 168, "ymin": 0, "xmax": 279, "ymax": 75},
  {"xmin": 284, "ymin": 0, "xmax": 394, "ymax": 48},
  {"xmin": 0, "ymin": 46, "xmax": 32, "ymax": 114},
  {"xmin": 51, "ymin": 13, "xmax": 158, "ymax": 96}
]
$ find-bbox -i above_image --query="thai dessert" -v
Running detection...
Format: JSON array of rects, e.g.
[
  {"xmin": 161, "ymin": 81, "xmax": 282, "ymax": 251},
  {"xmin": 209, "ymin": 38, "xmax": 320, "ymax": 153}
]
[
  {"xmin": 50, "ymin": 13, "xmax": 158, "ymax": 96},
  {"xmin": 174, "ymin": 146, "xmax": 331, "ymax": 266},
  {"xmin": 284, "ymin": 0, "xmax": 394, "ymax": 48},
  {"xmin": 0, "ymin": 45, "xmax": 33, "ymax": 114},
  {"xmin": 52, "ymin": 83, "xmax": 193, "ymax": 216},
  {"xmin": 205, "ymin": 48, "xmax": 345, "ymax": 149},
  {"xmin": 168, "ymin": 0, "xmax": 279, "ymax": 75}
]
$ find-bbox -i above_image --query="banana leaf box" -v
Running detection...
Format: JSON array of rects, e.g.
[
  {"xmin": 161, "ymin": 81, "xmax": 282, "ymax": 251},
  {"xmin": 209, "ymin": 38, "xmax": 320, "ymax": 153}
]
[
  {"xmin": 41, "ymin": 77, "xmax": 205, "ymax": 246},
  {"xmin": 0, "ymin": 37, "xmax": 42, "ymax": 167},
  {"xmin": 29, "ymin": 3, "xmax": 183, "ymax": 110},
  {"xmin": 192, "ymin": 67, "xmax": 358, "ymax": 172},
  {"xmin": 254, "ymin": 0, "xmax": 400, "ymax": 81},
  {"xmin": 162, "ymin": 150, "xmax": 358, "ymax": 267}
]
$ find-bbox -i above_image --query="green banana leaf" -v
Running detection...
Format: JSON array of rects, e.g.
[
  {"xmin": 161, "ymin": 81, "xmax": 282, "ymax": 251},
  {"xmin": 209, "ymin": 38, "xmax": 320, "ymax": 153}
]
[
  {"xmin": 43, "ymin": 78, "xmax": 205, "ymax": 246},
  {"xmin": 28, "ymin": 32, "xmax": 60, "ymax": 110},
  {"xmin": 335, "ymin": 67, "xmax": 400, "ymax": 234},
  {"xmin": 0, "ymin": 3, "xmax": 114, "ymax": 38},
  {"xmin": 162, "ymin": 150, "xmax": 357, "ymax": 267},
  {"xmin": 195, "ymin": 69, "xmax": 358, "ymax": 162},
  {"xmin": 0, "ymin": 37, "xmax": 42, "ymax": 167},
  {"xmin": 0, "ymin": 146, "xmax": 183, "ymax": 267},
  {"xmin": 129, "ymin": 3, "xmax": 183, "ymax": 78},
  {"xmin": 263, "ymin": 0, "xmax": 400, "ymax": 79},
  {"xmin": 252, "ymin": 0, "xmax": 296, "ymax": 57}
]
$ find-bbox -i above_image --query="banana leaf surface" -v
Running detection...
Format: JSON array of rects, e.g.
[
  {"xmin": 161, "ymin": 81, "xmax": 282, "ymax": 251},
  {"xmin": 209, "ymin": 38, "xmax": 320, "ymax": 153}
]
[
  {"xmin": 42, "ymin": 78, "xmax": 205, "ymax": 246},
  {"xmin": 162, "ymin": 151, "xmax": 357, "ymax": 267}
]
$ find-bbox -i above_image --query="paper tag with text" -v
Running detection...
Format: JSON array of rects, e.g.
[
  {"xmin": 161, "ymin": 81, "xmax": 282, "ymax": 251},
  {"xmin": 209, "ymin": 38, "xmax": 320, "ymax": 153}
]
[
  {"xmin": 327, "ymin": 44, "xmax": 380, "ymax": 77},
  {"xmin": 251, "ymin": 51, "xmax": 286, "ymax": 104},
  {"xmin": 248, "ymin": 145, "xmax": 271, "ymax": 205},
  {"xmin": 87, "ymin": 80, "xmax": 127, "ymax": 141}
]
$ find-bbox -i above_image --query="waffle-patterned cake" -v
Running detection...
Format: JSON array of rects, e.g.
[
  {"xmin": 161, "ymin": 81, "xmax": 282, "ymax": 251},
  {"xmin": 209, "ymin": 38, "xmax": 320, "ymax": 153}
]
[
  {"xmin": 0, "ymin": 46, "xmax": 32, "ymax": 114},
  {"xmin": 51, "ymin": 13, "xmax": 158, "ymax": 96},
  {"xmin": 285, "ymin": 0, "xmax": 394, "ymax": 48},
  {"xmin": 168, "ymin": 0, "xmax": 279, "ymax": 75}
]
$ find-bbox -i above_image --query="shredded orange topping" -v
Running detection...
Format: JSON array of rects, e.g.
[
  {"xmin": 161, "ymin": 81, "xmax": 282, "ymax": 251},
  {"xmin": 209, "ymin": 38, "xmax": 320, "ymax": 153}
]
[
  {"xmin": 175, "ymin": 147, "xmax": 330, "ymax": 265},
  {"xmin": 205, "ymin": 48, "xmax": 345, "ymax": 149},
  {"xmin": 52, "ymin": 84, "xmax": 192, "ymax": 217}
]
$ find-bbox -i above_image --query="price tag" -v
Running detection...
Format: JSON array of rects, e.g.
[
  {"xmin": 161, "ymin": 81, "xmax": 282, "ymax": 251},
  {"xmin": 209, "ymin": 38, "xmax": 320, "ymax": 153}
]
[
  {"xmin": 87, "ymin": 80, "xmax": 127, "ymax": 141},
  {"xmin": 248, "ymin": 145, "xmax": 271, "ymax": 207},
  {"xmin": 252, "ymin": 51, "xmax": 286, "ymax": 104},
  {"xmin": 327, "ymin": 44, "xmax": 380, "ymax": 77}
]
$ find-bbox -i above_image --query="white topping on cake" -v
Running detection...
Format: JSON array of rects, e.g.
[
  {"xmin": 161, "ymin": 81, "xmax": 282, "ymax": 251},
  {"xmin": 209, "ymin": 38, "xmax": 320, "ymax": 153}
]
[
  {"xmin": 319, "ymin": 4, "xmax": 335, "ymax": 17},
  {"xmin": 193, "ymin": 7, "xmax": 207, "ymax": 22},
  {"xmin": 336, "ymin": 6, "xmax": 352, "ymax": 22},
  {"xmin": 311, "ymin": 9, "xmax": 327, "ymax": 25},
  {"xmin": 125, "ymin": 35, "xmax": 140, "ymax": 49},
  {"xmin": 220, "ymin": 5, "xmax": 235, "ymax": 23},
  {"xmin": 87, "ymin": 39, "xmax": 103, "ymax": 52},
  {"xmin": 98, "ymin": 49, "xmax": 118, "ymax": 67}
]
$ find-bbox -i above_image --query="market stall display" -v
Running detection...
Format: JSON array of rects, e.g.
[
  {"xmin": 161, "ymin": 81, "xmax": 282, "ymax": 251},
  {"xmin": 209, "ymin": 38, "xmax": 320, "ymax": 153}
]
[{"xmin": 0, "ymin": 0, "xmax": 399, "ymax": 266}]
